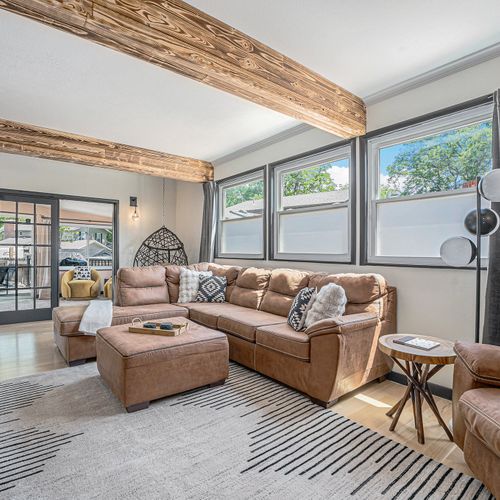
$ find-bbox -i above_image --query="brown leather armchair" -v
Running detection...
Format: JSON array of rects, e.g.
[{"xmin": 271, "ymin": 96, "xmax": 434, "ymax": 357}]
[
  {"xmin": 61, "ymin": 268, "xmax": 101, "ymax": 300},
  {"xmin": 453, "ymin": 341, "xmax": 500, "ymax": 497}
]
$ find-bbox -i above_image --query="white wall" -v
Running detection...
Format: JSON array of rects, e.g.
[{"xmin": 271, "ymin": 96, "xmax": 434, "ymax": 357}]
[
  {"xmin": 0, "ymin": 153, "xmax": 177, "ymax": 267},
  {"xmin": 174, "ymin": 181, "xmax": 204, "ymax": 264},
  {"xmin": 176, "ymin": 55, "xmax": 500, "ymax": 388}
]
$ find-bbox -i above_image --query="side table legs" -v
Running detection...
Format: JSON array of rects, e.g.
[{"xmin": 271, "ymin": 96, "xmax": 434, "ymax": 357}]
[{"xmin": 386, "ymin": 359, "xmax": 454, "ymax": 444}]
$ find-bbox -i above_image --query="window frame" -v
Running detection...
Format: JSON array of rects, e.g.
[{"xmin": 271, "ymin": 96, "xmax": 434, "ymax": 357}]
[
  {"xmin": 360, "ymin": 95, "xmax": 494, "ymax": 268},
  {"xmin": 270, "ymin": 139, "xmax": 356, "ymax": 264},
  {"xmin": 215, "ymin": 166, "xmax": 266, "ymax": 260}
]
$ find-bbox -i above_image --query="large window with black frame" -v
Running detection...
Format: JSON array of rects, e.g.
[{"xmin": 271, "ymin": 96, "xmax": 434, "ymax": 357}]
[
  {"xmin": 363, "ymin": 100, "xmax": 493, "ymax": 267},
  {"xmin": 271, "ymin": 142, "xmax": 355, "ymax": 262},
  {"xmin": 216, "ymin": 169, "xmax": 265, "ymax": 259}
]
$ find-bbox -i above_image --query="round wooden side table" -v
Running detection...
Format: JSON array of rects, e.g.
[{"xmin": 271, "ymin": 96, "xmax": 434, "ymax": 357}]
[{"xmin": 378, "ymin": 334, "xmax": 456, "ymax": 445}]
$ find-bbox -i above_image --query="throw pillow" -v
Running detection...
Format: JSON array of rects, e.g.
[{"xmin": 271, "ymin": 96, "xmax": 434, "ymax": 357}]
[
  {"xmin": 196, "ymin": 275, "xmax": 227, "ymax": 303},
  {"xmin": 304, "ymin": 283, "xmax": 347, "ymax": 328},
  {"xmin": 178, "ymin": 269, "xmax": 212, "ymax": 303},
  {"xmin": 73, "ymin": 266, "xmax": 91, "ymax": 280},
  {"xmin": 287, "ymin": 287, "xmax": 316, "ymax": 331}
]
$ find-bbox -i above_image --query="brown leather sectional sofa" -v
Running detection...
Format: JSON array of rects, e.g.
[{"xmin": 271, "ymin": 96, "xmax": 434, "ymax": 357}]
[
  {"xmin": 453, "ymin": 341, "xmax": 500, "ymax": 498},
  {"xmin": 53, "ymin": 262, "xmax": 397, "ymax": 406}
]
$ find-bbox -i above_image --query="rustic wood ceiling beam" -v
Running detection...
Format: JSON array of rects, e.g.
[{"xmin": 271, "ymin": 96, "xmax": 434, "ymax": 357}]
[
  {"xmin": 0, "ymin": 0, "xmax": 366, "ymax": 138},
  {"xmin": 0, "ymin": 118, "xmax": 214, "ymax": 182}
]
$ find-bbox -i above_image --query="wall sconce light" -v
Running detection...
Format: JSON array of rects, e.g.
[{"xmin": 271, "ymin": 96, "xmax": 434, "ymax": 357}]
[{"xmin": 130, "ymin": 196, "xmax": 139, "ymax": 221}]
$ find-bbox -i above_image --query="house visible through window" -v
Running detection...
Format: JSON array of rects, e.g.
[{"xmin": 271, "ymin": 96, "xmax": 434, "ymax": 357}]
[
  {"xmin": 217, "ymin": 169, "xmax": 265, "ymax": 258},
  {"xmin": 365, "ymin": 103, "xmax": 493, "ymax": 266},
  {"xmin": 272, "ymin": 143, "xmax": 354, "ymax": 262}
]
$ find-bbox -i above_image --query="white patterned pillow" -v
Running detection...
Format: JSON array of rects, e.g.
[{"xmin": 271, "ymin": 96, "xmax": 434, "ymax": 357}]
[
  {"xmin": 304, "ymin": 283, "xmax": 347, "ymax": 328},
  {"xmin": 73, "ymin": 266, "xmax": 91, "ymax": 280},
  {"xmin": 287, "ymin": 287, "xmax": 316, "ymax": 331},
  {"xmin": 178, "ymin": 269, "xmax": 212, "ymax": 303}
]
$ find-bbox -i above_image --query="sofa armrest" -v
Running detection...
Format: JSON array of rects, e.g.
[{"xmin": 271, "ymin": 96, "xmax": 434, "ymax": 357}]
[
  {"xmin": 454, "ymin": 341, "xmax": 500, "ymax": 387},
  {"xmin": 304, "ymin": 313, "xmax": 379, "ymax": 338}
]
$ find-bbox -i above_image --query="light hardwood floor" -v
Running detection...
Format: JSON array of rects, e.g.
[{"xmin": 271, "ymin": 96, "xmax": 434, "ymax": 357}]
[{"xmin": 0, "ymin": 320, "xmax": 470, "ymax": 475}]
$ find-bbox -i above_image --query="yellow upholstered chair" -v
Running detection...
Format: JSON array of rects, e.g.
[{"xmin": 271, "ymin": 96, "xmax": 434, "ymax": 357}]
[
  {"xmin": 61, "ymin": 268, "xmax": 101, "ymax": 300},
  {"xmin": 104, "ymin": 278, "xmax": 113, "ymax": 299}
]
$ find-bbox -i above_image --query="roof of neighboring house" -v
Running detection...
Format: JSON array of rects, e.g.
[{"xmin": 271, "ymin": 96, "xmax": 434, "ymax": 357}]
[
  {"xmin": 60, "ymin": 239, "xmax": 110, "ymax": 251},
  {"xmin": 225, "ymin": 189, "xmax": 349, "ymax": 218}
]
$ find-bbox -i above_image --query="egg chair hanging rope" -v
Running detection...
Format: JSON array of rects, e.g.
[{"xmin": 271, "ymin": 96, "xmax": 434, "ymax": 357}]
[{"xmin": 133, "ymin": 179, "xmax": 188, "ymax": 266}]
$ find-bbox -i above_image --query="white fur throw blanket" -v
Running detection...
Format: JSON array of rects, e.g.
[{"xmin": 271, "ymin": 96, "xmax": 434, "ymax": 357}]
[
  {"xmin": 79, "ymin": 300, "xmax": 113, "ymax": 336},
  {"xmin": 304, "ymin": 283, "xmax": 347, "ymax": 328}
]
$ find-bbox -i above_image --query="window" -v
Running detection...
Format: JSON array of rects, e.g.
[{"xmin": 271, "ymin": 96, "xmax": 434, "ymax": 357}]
[
  {"xmin": 272, "ymin": 143, "xmax": 354, "ymax": 262},
  {"xmin": 364, "ymin": 102, "xmax": 493, "ymax": 266},
  {"xmin": 216, "ymin": 169, "xmax": 265, "ymax": 258}
]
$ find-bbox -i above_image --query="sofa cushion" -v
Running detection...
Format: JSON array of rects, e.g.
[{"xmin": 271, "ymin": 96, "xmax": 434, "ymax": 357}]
[
  {"xmin": 177, "ymin": 302, "xmax": 251, "ymax": 329},
  {"xmin": 454, "ymin": 341, "xmax": 500, "ymax": 386},
  {"xmin": 67, "ymin": 279, "xmax": 94, "ymax": 296},
  {"xmin": 309, "ymin": 272, "xmax": 387, "ymax": 317},
  {"xmin": 260, "ymin": 268, "xmax": 310, "ymax": 317},
  {"xmin": 165, "ymin": 263, "xmax": 211, "ymax": 303},
  {"xmin": 217, "ymin": 308, "xmax": 286, "ymax": 342},
  {"xmin": 229, "ymin": 267, "xmax": 271, "ymax": 309},
  {"xmin": 459, "ymin": 388, "xmax": 500, "ymax": 458},
  {"xmin": 53, "ymin": 303, "xmax": 188, "ymax": 336},
  {"xmin": 309, "ymin": 272, "xmax": 386, "ymax": 303},
  {"xmin": 256, "ymin": 323, "xmax": 310, "ymax": 361},
  {"xmin": 116, "ymin": 266, "xmax": 168, "ymax": 306},
  {"xmin": 208, "ymin": 263, "xmax": 241, "ymax": 301}
]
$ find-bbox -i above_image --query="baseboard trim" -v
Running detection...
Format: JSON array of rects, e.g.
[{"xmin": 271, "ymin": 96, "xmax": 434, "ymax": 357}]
[{"xmin": 386, "ymin": 371, "xmax": 452, "ymax": 401}]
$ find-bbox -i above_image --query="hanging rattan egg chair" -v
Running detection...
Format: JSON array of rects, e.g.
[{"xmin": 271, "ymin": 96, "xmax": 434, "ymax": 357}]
[{"xmin": 133, "ymin": 225, "xmax": 188, "ymax": 267}]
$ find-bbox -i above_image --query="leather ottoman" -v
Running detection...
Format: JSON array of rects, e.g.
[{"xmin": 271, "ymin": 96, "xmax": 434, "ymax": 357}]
[{"xmin": 96, "ymin": 317, "xmax": 229, "ymax": 412}]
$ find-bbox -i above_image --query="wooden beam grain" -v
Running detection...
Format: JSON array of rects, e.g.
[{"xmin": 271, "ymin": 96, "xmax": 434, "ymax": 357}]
[
  {"xmin": 0, "ymin": 118, "xmax": 214, "ymax": 182},
  {"xmin": 0, "ymin": 0, "xmax": 366, "ymax": 138}
]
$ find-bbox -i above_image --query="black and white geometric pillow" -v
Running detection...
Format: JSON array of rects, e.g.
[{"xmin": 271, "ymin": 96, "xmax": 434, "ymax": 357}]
[
  {"xmin": 287, "ymin": 287, "xmax": 316, "ymax": 331},
  {"xmin": 196, "ymin": 275, "xmax": 227, "ymax": 303},
  {"xmin": 73, "ymin": 266, "xmax": 92, "ymax": 280}
]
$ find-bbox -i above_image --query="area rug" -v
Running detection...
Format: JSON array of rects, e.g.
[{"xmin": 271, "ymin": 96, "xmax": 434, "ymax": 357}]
[{"xmin": 0, "ymin": 363, "xmax": 491, "ymax": 499}]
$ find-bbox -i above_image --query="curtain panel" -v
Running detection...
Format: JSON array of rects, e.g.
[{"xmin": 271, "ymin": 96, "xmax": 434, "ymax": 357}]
[
  {"xmin": 483, "ymin": 90, "xmax": 500, "ymax": 345},
  {"xmin": 198, "ymin": 181, "xmax": 217, "ymax": 263}
]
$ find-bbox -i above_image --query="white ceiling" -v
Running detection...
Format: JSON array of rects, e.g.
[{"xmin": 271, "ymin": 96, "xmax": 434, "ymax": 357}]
[
  {"xmin": 1, "ymin": 1, "xmax": 499, "ymax": 163},
  {"xmin": 190, "ymin": 0, "xmax": 500, "ymax": 97}
]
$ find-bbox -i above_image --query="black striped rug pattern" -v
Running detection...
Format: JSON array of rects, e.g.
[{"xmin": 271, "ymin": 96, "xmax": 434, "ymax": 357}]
[
  {"xmin": 0, "ymin": 424, "xmax": 83, "ymax": 494},
  {"xmin": 0, "ymin": 379, "xmax": 82, "ymax": 495},
  {"xmin": 172, "ymin": 363, "xmax": 492, "ymax": 500},
  {"xmin": 0, "ymin": 380, "xmax": 62, "ymax": 417}
]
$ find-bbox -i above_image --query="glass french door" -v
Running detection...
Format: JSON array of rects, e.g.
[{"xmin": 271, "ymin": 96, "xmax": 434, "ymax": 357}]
[{"xmin": 0, "ymin": 192, "xmax": 58, "ymax": 324}]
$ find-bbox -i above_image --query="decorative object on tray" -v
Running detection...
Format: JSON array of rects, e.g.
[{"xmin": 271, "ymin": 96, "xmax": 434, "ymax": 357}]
[
  {"xmin": 178, "ymin": 269, "xmax": 212, "ymax": 303},
  {"xmin": 128, "ymin": 318, "xmax": 188, "ymax": 337},
  {"xmin": 303, "ymin": 283, "xmax": 346, "ymax": 328},
  {"xmin": 378, "ymin": 333, "xmax": 456, "ymax": 445},
  {"xmin": 393, "ymin": 335, "xmax": 440, "ymax": 351},
  {"xmin": 73, "ymin": 266, "xmax": 92, "ymax": 280},
  {"xmin": 287, "ymin": 287, "xmax": 316, "ymax": 331},
  {"xmin": 196, "ymin": 275, "xmax": 227, "ymax": 303}
]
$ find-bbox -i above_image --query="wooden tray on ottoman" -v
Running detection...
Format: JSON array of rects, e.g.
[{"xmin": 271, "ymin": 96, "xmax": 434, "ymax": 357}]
[{"xmin": 128, "ymin": 320, "xmax": 188, "ymax": 337}]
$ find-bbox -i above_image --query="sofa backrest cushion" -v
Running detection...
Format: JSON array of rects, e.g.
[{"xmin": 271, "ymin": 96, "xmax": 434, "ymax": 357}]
[
  {"xmin": 208, "ymin": 263, "xmax": 241, "ymax": 301},
  {"xmin": 308, "ymin": 272, "xmax": 387, "ymax": 317},
  {"xmin": 260, "ymin": 268, "xmax": 310, "ymax": 317},
  {"xmin": 229, "ymin": 267, "xmax": 271, "ymax": 309},
  {"xmin": 165, "ymin": 263, "xmax": 210, "ymax": 303},
  {"xmin": 116, "ymin": 266, "xmax": 168, "ymax": 306}
]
